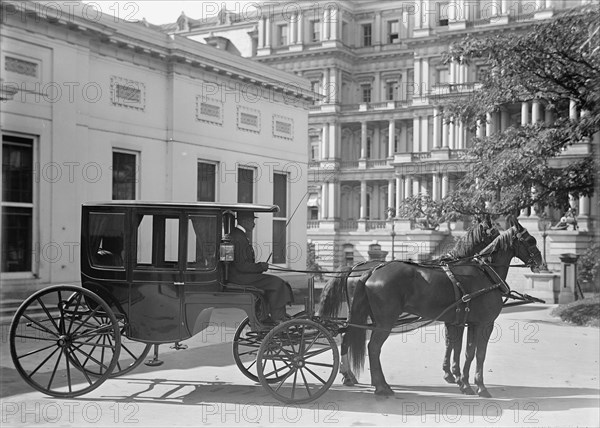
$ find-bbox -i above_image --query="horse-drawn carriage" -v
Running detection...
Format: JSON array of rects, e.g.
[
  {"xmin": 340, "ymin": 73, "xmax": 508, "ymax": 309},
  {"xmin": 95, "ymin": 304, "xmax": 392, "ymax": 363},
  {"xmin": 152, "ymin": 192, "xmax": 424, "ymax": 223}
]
[{"xmin": 9, "ymin": 202, "xmax": 544, "ymax": 404}]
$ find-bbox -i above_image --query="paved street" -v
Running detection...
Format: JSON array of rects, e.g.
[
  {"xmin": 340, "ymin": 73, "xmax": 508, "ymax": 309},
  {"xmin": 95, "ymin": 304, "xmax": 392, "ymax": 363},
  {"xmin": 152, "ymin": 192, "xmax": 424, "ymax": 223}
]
[{"xmin": 1, "ymin": 304, "xmax": 598, "ymax": 427}]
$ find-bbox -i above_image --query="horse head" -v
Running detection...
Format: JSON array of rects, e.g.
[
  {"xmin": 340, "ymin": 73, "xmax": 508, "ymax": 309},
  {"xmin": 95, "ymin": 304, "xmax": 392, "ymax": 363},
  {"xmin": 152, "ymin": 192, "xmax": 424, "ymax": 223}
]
[{"xmin": 505, "ymin": 215, "xmax": 543, "ymax": 273}]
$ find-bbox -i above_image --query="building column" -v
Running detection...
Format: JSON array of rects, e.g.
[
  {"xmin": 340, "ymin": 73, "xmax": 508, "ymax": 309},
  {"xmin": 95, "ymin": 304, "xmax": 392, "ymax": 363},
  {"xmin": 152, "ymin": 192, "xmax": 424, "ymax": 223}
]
[
  {"xmin": 265, "ymin": 16, "xmax": 271, "ymax": 47},
  {"xmin": 322, "ymin": 123, "xmax": 330, "ymax": 160},
  {"xmin": 395, "ymin": 177, "xmax": 402, "ymax": 214},
  {"xmin": 404, "ymin": 176, "xmax": 412, "ymax": 200},
  {"xmin": 441, "ymin": 173, "xmax": 449, "ymax": 198},
  {"xmin": 532, "ymin": 100, "xmax": 542, "ymax": 123},
  {"xmin": 413, "ymin": 116, "xmax": 421, "ymax": 152},
  {"xmin": 412, "ymin": 177, "xmax": 421, "ymax": 196},
  {"xmin": 329, "ymin": 5, "xmax": 338, "ymax": 40},
  {"xmin": 414, "ymin": 58, "xmax": 422, "ymax": 97},
  {"xmin": 388, "ymin": 119, "xmax": 396, "ymax": 157},
  {"xmin": 258, "ymin": 17, "xmax": 265, "ymax": 47},
  {"xmin": 297, "ymin": 10, "xmax": 303, "ymax": 44},
  {"xmin": 374, "ymin": 12, "xmax": 382, "ymax": 44},
  {"xmin": 421, "ymin": 0, "xmax": 430, "ymax": 29},
  {"xmin": 387, "ymin": 179, "xmax": 395, "ymax": 213},
  {"xmin": 433, "ymin": 108, "xmax": 441, "ymax": 148},
  {"xmin": 536, "ymin": 0, "xmax": 544, "ymax": 9},
  {"xmin": 457, "ymin": 120, "xmax": 465, "ymax": 149},
  {"xmin": 327, "ymin": 181, "xmax": 339, "ymax": 220},
  {"xmin": 321, "ymin": 183, "xmax": 329, "ymax": 219},
  {"xmin": 323, "ymin": 7, "xmax": 330, "ymax": 41},
  {"xmin": 329, "ymin": 68, "xmax": 338, "ymax": 104},
  {"xmin": 569, "ymin": 99, "xmax": 578, "ymax": 120},
  {"xmin": 422, "ymin": 58, "xmax": 430, "ymax": 96},
  {"xmin": 432, "ymin": 173, "xmax": 440, "ymax": 201},
  {"xmin": 360, "ymin": 180, "xmax": 367, "ymax": 219},
  {"xmin": 545, "ymin": 105, "xmax": 555, "ymax": 124},
  {"xmin": 486, "ymin": 112, "xmax": 494, "ymax": 135},
  {"xmin": 442, "ymin": 119, "xmax": 449, "ymax": 147},
  {"xmin": 448, "ymin": 122, "xmax": 455, "ymax": 150},
  {"xmin": 421, "ymin": 115, "xmax": 429, "ymax": 152},
  {"xmin": 530, "ymin": 186, "xmax": 539, "ymax": 217},
  {"xmin": 449, "ymin": 60, "xmax": 456, "ymax": 85},
  {"xmin": 329, "ymin": 121, "xmax": 338, "ymax": 159},
  {"xmin": 501, "ymin": 0, "xmax": 509, "ymax": 14},
  {"xmin": 476, "ymin": 118, "xmax": 484, "ymax": 138},
  {"xmin": 521, "ymin": 101, "xmax": 530, "ymax": 125},
  {"xmin": 360, "ymin": 121, "xmax": 368, "ymax": 159}
]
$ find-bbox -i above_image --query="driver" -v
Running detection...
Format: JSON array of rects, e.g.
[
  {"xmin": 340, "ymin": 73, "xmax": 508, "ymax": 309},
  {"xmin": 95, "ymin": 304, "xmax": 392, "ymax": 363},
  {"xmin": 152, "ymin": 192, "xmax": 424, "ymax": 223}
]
[{"xmin": 229, "ymin": 211, "xmax": 293, "ymax": 324}]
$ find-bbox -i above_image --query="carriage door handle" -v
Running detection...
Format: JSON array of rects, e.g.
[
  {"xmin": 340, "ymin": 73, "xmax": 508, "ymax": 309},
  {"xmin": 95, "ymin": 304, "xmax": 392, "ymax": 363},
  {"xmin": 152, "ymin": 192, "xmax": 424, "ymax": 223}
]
[{"xmin": 174, "ymin": 282, "xmax": 184, "ymax": 286}]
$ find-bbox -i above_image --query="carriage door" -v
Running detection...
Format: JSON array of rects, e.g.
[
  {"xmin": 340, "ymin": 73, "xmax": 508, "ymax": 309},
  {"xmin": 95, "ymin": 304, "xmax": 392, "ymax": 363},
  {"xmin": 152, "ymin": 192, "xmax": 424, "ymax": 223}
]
[{"xmin": 129, "ymin": 211, "xmax": 185, "ymax": 342}]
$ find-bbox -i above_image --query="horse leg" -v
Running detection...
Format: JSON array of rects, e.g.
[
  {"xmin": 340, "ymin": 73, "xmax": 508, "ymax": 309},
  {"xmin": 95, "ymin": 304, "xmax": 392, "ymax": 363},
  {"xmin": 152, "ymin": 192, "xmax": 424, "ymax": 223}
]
[
  {"xmin": 474, "ymin": 323, "xmax": 494, "ymax": 398},
  {"xmin": 339, "ymin": 333, "xmax": 358, "ymax": 386},
  {"xmin": 451, "ymin": 325, "xmax": 465, "ymax": 383},
  {"xmin": 443, "ymin": 323, "xmax": 463, "ymax": 383},
  {"xmin": 458, "ymin": 325, "xmax": 477, "ymax": 395},
  {"xmin": 442, "ymin": 323, "xmax": 455, "ymax": 383},
  {"xmin": 368, "ymin": 329, "xmax": 394, "ymax": 396}
]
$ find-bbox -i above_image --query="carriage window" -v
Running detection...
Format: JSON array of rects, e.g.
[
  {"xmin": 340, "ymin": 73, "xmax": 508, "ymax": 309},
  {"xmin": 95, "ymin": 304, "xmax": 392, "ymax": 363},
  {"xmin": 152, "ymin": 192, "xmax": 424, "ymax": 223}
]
[
  {"xmin": 187, "ymin": 215, "xmax": 217, "ymax": 270},
  {"xmin": 135, "ymin": 214, "xmax": 179, "ymax": 268},
  {"xmin": 89, "ymin": 212, "xmax": 125, "ymax": 268}
]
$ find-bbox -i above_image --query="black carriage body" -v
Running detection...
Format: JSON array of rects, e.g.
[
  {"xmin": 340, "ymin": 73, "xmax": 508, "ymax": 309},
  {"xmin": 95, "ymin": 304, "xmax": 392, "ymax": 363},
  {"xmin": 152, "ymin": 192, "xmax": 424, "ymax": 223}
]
[{"xmin": 80, "ymin": 201, "xmax": 278, "ymax": 343}]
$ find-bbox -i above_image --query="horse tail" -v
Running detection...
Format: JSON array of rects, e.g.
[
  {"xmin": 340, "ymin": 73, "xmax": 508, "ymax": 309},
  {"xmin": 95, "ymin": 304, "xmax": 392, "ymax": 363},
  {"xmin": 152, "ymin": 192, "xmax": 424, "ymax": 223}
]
[
  {"xmin": 346, "ymin": 278, "xmax": 371, "ymax": 375},
  {"xmin": 317, "ymin": 269, "xmax": 350, "ymax": 319}
]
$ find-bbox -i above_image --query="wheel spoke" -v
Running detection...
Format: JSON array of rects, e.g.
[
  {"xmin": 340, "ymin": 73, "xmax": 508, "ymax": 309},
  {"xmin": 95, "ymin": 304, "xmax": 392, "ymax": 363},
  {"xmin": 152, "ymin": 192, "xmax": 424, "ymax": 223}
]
[
  {"xmin": 27, "ymin": 346, "xmax": 60, "ymax": 377},
  {"xmin": 22, "ymin": 314, "xmax": 59, "ymax": 338},
  {"xmin": 299, "ymin": 368, "xmax": 313, "ymax": 397},
  {"xmin": 67, "ymin": 346, "xmax": 94, "ymax": 385},
  {"xmin": 36, "ymin": 298, "xmax": 60, "ymax": 332},
  {"xmin": 46, "ymin": 347, "xmax": 63, "ymax": 390},
  {"xmin": 302, "ymin": 365, "xmax": 328, "ymax": 385},
  {"xmin": 69, "ymin": 306, "xmax": 102, "ymax": 337},
  {"xmin": 70, "ymin": 341, "xmax": 112, "ymax": 373},
  {"xmin": 17, "ymin": 343, "xmax": 57, "ymax": 359},
  {"xmin": 66, "ymin": 293, "xmax": 83, "ymax": 335}
]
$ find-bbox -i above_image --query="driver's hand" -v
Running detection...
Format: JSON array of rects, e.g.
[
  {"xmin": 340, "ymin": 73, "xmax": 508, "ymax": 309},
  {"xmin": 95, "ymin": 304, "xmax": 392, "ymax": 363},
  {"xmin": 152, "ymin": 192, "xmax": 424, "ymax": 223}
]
[{"xmin": 260, "ymin": 262, "xmax": 269, "ymax": 271}]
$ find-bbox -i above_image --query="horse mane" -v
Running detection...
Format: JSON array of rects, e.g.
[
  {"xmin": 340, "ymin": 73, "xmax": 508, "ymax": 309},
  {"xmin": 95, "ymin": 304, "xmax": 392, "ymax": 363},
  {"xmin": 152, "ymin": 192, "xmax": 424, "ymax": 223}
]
[
  {"xmin": 444, "ymin": 221, "xmax": 492, "ymax": 259},
  {"xmin": 478, "ymin": 226, "xmax": 516, "ymax": 256}
]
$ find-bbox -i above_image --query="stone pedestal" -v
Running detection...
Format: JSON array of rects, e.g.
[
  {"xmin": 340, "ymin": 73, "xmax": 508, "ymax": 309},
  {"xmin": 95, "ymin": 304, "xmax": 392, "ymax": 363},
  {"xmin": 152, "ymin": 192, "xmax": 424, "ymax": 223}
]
[
  {"xmin": 524, "ymin": 271, "xmax": 559, "ymax": 304},
  {"xmin": 547, "ymin": 231, "xmax": 590, "ymax": 272},
  {"xmin": 558, "ymin": 253, "xmax": 579, "ymax": 304}
]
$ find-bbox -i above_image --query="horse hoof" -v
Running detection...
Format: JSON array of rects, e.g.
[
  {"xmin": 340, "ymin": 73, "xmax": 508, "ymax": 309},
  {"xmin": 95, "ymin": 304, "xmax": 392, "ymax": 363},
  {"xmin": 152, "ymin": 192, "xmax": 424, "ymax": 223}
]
[
  {"xmin": 374, "ymin": 387, "xmax": 395, "ymax": 397},
  {"xmin": 342, "ymin": 377, "xmax": 356, "ymax": 386},
  {"xmin": 443, "ymin": 373, "xmax": 456, "ymax": 384},
  {"xmin": 478, "ymin": 389, "xmax": 492, "ymax": 398},
  {"xmin": 460, "ymin": 385, "xmax": 476, "ymax": 395}
]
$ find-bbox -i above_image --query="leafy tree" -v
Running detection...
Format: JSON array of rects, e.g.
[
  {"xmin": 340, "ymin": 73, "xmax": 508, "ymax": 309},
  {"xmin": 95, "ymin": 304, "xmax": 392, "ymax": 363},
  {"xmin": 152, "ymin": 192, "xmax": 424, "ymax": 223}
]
[
  {"xmin": 439, "ymin": 4, "xmax": 599, "ymax": 216},
  {"xmin": 397, "ymin": 195, "xmax": 458, "ymax": 230}
]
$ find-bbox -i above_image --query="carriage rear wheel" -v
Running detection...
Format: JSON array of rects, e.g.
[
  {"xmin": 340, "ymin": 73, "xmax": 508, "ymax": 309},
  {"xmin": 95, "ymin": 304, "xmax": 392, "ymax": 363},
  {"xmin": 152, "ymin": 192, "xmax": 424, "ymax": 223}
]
[
  {"xmin": 256, "ymin": 319, "xmax": 339, "ymax": 404},
  {"xmin": 9, "ymin": 285, "xmax": 121, "ymax": 397},
  {"xmin": 232, "ymin": 317, "xmax": 290, "ymax": 384}
]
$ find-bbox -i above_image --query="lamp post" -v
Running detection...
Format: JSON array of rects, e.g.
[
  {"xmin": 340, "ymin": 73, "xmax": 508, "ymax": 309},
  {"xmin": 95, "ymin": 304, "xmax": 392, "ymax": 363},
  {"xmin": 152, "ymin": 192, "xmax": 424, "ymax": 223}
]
[
  {"xmin": 538, "ymin": 214, "xmax": 552, "ymax": 272},
  {"xmin": 388, "ymin": 207, "xmax": 396, "ymax": 260}
]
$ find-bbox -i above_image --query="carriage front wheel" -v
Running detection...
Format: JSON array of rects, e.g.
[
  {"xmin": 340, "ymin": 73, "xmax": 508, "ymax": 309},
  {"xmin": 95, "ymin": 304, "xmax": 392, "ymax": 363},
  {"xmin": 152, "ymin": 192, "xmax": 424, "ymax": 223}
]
[
  {"xmin": 9, "ymin": 285, "xmax": 121, "ymax": 397},
  {"xmin": 256, "ymin": 319, "xmax": 339, "ymax": 404}
]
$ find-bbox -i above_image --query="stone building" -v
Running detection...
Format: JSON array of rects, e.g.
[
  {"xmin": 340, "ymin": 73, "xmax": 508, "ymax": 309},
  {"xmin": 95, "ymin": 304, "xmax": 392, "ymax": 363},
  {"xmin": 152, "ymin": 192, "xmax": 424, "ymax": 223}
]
[
  {"xmin": 166, "ymin": 0, "xmax": 597, "ymax": 296},
  {"xmin": 1, "ymin": 1, "xmax": 315, "ymax": 297}
]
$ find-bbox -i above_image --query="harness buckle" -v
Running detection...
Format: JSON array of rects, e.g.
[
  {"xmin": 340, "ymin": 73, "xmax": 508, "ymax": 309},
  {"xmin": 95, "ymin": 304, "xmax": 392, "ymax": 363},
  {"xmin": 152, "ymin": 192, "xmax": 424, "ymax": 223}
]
[{"xmin": 461, "ymin": 294, "xmax": 472, "ymax": 303}]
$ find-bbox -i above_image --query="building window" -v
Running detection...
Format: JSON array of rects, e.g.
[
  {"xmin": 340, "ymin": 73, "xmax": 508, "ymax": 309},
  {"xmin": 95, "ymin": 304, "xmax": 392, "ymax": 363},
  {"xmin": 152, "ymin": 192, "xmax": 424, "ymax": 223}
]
[
  {"xmin": 386, "ymin": 81, "xmax": 397, "ymax": 101},
  {"xmin": 310, "ymin": 136, "xmax": 320, "ymax": 161},
  {"xmin": 361, "ymin": 84, "xmax": 372, "ymax": 103},
  {"xmin": 237, "ymin": 167, "xmax": 254, "ymax": 203},
  {"xmin": 272, "ymin": 172, "xmax": 288, "ymax": 264},
  {"xmin": 197, "ymin": 161, "xmax": 216, "ymax": 202},
  {"xmin": 278, "ymin": 24, "xmax": 288, "ymax": 45},
  {"xmin": 362, "ymin": 23, "xmax": 372, "ymax": 46},
  {"xmin": 438, "ymin": 2, "xmax": 449, "ymax": 26},
  {"xmin": 388, "ymin": 20, "xmax": 399, "ymax": 43},
  {"xmin": 310, "ymin": 20, "xmax": 321, "ymax": 42},
  {"xmin": 112, "ymin": 151, "xmax": 137, "ymax": 200},
  {"xmin": 2, "ymin": 134, "xmax": 34, "ymax": 273},
  {"xmin": 310, "ymin": 207, "xmax": 319, "ymax": 220}
]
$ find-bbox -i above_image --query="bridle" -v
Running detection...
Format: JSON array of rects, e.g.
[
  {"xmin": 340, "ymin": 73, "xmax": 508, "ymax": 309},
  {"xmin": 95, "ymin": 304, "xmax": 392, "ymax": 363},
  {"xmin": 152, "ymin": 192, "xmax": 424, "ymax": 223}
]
[{"xmin": 514, "ymin": 230, "xmax": 541, "ymax": 269}]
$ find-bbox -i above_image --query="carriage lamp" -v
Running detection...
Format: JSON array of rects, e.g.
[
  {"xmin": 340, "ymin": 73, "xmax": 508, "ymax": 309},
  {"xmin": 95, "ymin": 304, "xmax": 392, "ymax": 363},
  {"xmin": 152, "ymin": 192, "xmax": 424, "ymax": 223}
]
[{"xmin": 219, "ymin": 241, "xmax": 235, "ymax": 262}]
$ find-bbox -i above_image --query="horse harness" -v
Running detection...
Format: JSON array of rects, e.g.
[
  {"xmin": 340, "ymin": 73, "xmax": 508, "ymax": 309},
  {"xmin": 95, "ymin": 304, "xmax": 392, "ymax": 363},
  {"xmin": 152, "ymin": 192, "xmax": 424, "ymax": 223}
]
[{"xmin": 440, "ymin": 257, "xmax": 511, "ymax": 326}]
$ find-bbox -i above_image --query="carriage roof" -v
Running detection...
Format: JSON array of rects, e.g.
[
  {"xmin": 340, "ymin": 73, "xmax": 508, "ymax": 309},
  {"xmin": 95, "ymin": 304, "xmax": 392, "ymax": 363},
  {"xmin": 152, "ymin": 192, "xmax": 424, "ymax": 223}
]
[{"xmin": 82, "ymin": 201, "xmax": 279, "ymax": 214}]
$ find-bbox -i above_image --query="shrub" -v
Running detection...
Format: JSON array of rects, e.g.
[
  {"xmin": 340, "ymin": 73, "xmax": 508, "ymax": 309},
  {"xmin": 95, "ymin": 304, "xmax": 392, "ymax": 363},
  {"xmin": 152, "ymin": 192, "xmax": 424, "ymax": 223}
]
[{"xmin": 551, "ymin": 296, "xmax": 600, "ymax": 327}]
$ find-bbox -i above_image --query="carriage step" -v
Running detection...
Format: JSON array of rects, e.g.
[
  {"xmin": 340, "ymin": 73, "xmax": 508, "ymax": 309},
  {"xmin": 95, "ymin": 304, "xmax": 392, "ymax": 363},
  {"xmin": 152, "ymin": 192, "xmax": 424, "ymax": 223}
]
[
  {"xmin": 144, "ymin": 344, "xmax": 164, "ymax": 366},
  {"xmin": 170, "ymin": 342, "xmax": 188, "ymax": 350}
]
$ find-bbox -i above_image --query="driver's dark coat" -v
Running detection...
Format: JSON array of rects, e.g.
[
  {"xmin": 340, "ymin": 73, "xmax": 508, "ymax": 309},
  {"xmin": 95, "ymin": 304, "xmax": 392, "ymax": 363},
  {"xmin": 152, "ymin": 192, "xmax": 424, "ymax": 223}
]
[{"xmin": 228, "ymin": 226, "xmax": 266, "ymax": 283}]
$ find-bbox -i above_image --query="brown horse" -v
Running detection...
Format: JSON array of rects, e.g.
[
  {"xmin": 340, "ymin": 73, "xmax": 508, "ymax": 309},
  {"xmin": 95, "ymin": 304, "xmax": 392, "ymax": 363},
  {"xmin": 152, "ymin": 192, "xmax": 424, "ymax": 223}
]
[
  {"xmin": 321, "ymin": 215, "xmax": 542, "ymax": 398},
  {"xmin": 318, "ymin": 216, "xmax": 500, "ymax": 387}
]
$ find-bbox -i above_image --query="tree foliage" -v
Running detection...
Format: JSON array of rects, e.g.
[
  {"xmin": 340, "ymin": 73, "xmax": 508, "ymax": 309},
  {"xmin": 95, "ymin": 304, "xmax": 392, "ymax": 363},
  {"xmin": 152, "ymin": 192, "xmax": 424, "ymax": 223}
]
[
  {"xmin": 439, "ymin": 4, "xmax": 599, "ymax": 216},
  {"xmin": 397, "ymin": 195, "xmax": 458, "ymax": 230}
]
